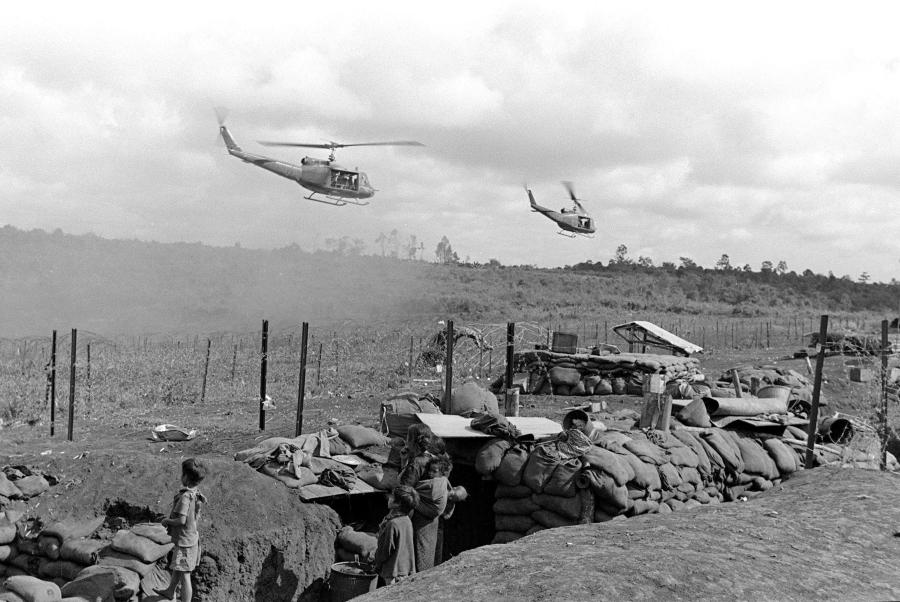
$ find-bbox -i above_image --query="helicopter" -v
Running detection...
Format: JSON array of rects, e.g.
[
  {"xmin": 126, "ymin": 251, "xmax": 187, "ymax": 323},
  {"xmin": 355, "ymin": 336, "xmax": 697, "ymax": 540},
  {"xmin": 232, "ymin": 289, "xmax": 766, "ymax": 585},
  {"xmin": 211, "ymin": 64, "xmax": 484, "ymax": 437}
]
[
  {"xmin": 527, "ymin": 181, "xmax": 595, "ymax": 237},
  {"xmin": 216, "ymin": 112, "xmax": 424, "ymax": 206}
]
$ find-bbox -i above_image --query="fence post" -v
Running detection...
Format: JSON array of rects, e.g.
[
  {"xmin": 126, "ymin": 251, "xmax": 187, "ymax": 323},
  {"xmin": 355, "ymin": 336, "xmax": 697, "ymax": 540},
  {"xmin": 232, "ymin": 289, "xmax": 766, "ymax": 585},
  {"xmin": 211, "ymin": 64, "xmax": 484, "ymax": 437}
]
[
  {"xmin": 50, "ymin": 330, "xmax": 57, "ymax": 436},
  {"xmin": 295, "ymin": 322, "xmax": 309, "ymax": 436},
  {"xmin": 67, "ymin": 329, "xmax": 77, "ymax": 441},
  {"xmin": 316, "ymin": 342, "xmax": 323, "ymax": 387},
  {"xmin": 259, "ymin": 320, "xmax": 268, "ymax": 431},
  {"xmin": 200, "ymin": 339, "xmax": 211, "ymax": 404},
  {"xmin": 408, "ymin": 336, "xmax": 415, "ymax": 381},
  {"xmin": 505, "ymin": 322, "xmax": 516, "ymax": 393},
  {"xmin": 442, "ymin": 320, "xmax": 454, "ymax": 412},
  {"xmin": 85, "ymin": 342, "xmax": 92, "ymax": 415},
  {"xmin": 880, "ymin": 319, "xmax": 889, "ymax": 470},
  {"xmin": 230, "ymin": 344, "xmax": 237, "ymax": 382},
  {"xmin": 805, "ymin": 315, "xmax": 829, "ymax": 469}
]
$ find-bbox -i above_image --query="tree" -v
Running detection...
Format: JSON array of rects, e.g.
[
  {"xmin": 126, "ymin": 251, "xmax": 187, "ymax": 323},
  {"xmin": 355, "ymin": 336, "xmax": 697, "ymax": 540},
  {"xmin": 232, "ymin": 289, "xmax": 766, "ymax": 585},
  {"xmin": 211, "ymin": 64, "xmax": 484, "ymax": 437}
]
[
  {"xmin": 637, "ymin": 256, "xmax": 654, "ymax": 268},
  {"xmin": 435, "ymin": 236, "xmax": 459, "ymax": 264},
  {"xmin": 405, "ymin": 235, "xmax": 419, "ymax": 260},
  {"xmin": 613, "ymin": 244, "xmax": 631, "ymax": 265},
  {"xmin": 375, "ymin": 232, "xmax": 387, "ymax": 256},
  {"xmin": 761, "ymin": 260, "xmax": 774, "ymax": 273},
  {"xmin": 776, "ymin": 260, "xmax": 788, "ymax": 275},
  {"xmin": 742, "ymin": 264, "xmax": 752, "ymax": 272},
  {"xmin": 679, "ymin": 256, "xmax": 697, "ymax": 269},
  {"xmin": 715, "ymin": 254, "xmax": 732, "ymax": 271},
  {"xmin": 859, "ymin": 271, "xmax": 871, "ymax": 283},
  {"xmin": 387, "ymin": 229, "xmax": 399, "ymax": 258}
]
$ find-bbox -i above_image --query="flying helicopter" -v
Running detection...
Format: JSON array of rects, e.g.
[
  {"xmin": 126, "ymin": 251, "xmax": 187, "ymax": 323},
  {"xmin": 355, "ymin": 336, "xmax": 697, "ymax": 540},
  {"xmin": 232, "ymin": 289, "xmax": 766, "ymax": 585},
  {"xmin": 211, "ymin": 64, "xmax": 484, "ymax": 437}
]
[
  {"xmin": 216, "ymin": 111, "xmax": 424, "ymax": 206},
  {"xmin": 527, "ymin": 181, "xmax": 595, "ymax": 237}
]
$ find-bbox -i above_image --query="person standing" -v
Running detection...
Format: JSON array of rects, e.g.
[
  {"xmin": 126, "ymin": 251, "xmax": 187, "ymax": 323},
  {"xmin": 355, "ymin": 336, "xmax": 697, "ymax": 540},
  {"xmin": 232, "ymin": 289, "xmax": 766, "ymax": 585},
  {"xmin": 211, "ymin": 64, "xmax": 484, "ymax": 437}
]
[{"xmin": 373, "ymin": 485, "xmax": 419, "ymax": 586}]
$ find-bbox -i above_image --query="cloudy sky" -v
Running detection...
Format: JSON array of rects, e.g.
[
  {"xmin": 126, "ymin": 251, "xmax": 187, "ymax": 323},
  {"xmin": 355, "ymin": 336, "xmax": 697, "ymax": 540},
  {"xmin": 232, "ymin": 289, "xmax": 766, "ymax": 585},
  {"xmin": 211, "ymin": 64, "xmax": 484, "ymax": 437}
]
[{"xmin": 2, "ymin": 1, "xmax": 899, "ymax": 281}]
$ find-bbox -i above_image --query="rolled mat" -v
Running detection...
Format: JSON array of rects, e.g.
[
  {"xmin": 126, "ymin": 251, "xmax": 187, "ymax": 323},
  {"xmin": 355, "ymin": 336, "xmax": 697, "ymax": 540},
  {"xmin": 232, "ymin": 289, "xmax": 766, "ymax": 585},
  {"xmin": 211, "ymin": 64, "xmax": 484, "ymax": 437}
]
[{"xmin": 702, "ymin": 396, "xmax": 787, "ymax": 417}]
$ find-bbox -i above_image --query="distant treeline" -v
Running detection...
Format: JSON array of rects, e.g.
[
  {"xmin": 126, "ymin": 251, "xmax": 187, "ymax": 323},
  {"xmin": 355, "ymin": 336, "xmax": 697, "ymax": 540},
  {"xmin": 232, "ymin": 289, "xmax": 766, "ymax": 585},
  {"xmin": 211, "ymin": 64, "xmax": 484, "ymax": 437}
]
[{"xmin": 0, "ymin": 225, "xmax": 896, "ymax": 337}]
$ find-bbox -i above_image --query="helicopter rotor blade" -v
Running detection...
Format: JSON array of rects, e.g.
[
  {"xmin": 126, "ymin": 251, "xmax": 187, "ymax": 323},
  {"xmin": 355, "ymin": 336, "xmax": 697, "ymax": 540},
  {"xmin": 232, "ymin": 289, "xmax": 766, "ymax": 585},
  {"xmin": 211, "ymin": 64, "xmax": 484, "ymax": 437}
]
[
  {"xmin": 257, "ymin": 140, "xmax": 425, "ymax": 149},
  {"xmin": 257, "ymin": 141, "xmax": 336, "ymax": 149},
  {"xmin": 562, "ymin": 180, "xmax": 578, "ymax": 201}
]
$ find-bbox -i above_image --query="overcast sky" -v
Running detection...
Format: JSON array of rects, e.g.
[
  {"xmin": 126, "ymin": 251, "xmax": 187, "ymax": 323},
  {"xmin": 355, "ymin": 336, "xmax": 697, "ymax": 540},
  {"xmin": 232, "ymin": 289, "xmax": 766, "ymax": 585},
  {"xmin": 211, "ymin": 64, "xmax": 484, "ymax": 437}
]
[{"xmin": 2, "ymin": 1, "xmax": 899, "ymax": 281}]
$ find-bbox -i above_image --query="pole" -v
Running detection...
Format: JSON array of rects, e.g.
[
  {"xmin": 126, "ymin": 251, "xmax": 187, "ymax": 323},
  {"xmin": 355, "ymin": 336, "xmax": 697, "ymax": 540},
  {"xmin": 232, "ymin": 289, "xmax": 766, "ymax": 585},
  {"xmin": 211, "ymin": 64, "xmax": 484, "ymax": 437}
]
[
  {"xmin": 805, "ymin": 315, "xmax": 829, "ymax": 469},
  {"xmin": 880, "ymin": 319, "xmax": 889, "ymax": 470},
  {"xmin": 230, "ymin": 344, "xmax": 237, "ymax": 382},
  {"xmin": 408, "ymin": 335, "xmax": 414, "ymax": 381},
  {"xmin": 86, "ymin": 342, "xmax": 92, "ymax": 414},
  {"xmin": 200, "ymin": 338, "xmax": 211, "ymax": 404},
  {"xmin": 50, "ymin": 330, "xmax": 57, "ymax": 436},
  {"xmin": 259, "ymin": 320, "xmax": 268, "ymax": 431},
  {"xmin": 316, "ymin": 342, "xmax": 323, "ymax": 387},
  {"xmin": 295, "ymin": 322, "xmax": 309, "ymax": 436},
  {"xmin": 505, "ymin": 322, "xmax": 515, "ymax": 393},
  {"xmin": 67, "ymin": 329, "xmax": 77, "ymax": 441},
  {"xmin": 442, "ymin": 320, "xmax": 454, "ymax": 412}
]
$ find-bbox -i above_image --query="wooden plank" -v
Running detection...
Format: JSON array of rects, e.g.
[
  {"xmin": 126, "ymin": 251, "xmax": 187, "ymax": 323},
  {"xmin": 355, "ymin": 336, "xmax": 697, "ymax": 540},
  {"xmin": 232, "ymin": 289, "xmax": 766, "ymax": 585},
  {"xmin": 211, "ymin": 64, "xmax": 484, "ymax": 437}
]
[
  {"xmin": 415, "ymin": 414, "xmax": 562, "ymax": 439},
  {"xmin": 297, "ymin": 479, "xmax": 378, "ymax": 501}
]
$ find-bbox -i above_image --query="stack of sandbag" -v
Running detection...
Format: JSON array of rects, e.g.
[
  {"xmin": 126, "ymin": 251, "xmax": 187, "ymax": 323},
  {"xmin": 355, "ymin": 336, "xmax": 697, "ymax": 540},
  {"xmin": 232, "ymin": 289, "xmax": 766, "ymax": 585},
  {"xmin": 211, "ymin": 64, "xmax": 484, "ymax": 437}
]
[
  {"xmin": 0, "ymin": 574, "xmax": 61, "ymax": 602},
  {"xmin": 0, "ymin": 515, "xmax": 107, "ymax": 594},
  {"xmin": 0, "ymin": 467, "xmax": 52, "ymax": 505},
  {"xmin": 379, "ymin": 392, "xmax": 442, "ymax": 438},
  {"xmin": 477, "ymin": 425, "xmax": 810, "ymax": 542},
  {"xmin": 515, "ymin": 350, "xmax": 702, "ymax": 396},
  {"xmin": 62, "ymin": 526, "xmax": 171, "ymax": 601},
  {"xmin": 334, "ymin": 526, "xmax": 377, "ymax": 563}
]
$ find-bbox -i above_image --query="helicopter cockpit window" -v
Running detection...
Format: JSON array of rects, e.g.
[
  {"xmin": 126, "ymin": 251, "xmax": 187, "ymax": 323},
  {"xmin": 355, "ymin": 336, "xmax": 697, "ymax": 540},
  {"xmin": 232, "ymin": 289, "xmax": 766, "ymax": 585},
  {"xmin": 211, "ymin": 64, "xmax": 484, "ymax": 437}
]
[{"xmin": 360, "ymin": 173, "xmax": 370, "ymax": 188}]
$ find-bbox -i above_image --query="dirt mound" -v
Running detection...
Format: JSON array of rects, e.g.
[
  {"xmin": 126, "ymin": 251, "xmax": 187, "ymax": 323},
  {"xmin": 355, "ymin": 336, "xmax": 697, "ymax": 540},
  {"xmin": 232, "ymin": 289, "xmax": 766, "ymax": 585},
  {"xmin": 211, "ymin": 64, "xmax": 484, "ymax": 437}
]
[
  {"xmin": 6, "ymin": 449, "xmax": 341, "ymax": 601},
  {"xmin": 361, "ymin": 467, "xmax": 900, "ymax": 602}
]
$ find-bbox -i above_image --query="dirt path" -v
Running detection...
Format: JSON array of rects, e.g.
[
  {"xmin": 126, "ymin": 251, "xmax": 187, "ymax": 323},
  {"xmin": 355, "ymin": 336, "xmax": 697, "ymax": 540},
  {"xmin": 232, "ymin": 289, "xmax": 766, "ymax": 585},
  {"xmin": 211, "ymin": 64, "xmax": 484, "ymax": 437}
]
[{"xmin": 361, "ymin": 467, "xmax": 900, "ymax": 602}]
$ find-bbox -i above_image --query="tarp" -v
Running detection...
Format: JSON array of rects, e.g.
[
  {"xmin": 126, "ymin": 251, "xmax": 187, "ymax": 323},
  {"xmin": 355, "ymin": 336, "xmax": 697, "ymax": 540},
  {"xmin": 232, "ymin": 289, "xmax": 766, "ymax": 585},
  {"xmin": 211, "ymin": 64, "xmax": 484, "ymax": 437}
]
[
  {"xmin": 415, "ymin": 414, "xmax": 562, "ymax": 439},
  {"xmin": 612, "ymin": 321, "xmax": 703, "ymax": 356}
]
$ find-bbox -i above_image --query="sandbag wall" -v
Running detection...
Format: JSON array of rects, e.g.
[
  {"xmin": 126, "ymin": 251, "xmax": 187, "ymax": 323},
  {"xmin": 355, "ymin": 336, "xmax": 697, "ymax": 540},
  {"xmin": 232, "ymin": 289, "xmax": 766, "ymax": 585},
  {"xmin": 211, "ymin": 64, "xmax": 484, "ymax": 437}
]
[
  {"xmin": 713, "ymin": 366, "xmax": 821, "ymax": 415},
  {"xmin": 0, "ymin": 513, "xmax": 174, "ymax": 601},
  {"xmin": 515, "ymin": 350, "xmax": 701, "ymax": 396},
  {"xmin": 475, "ymin": 427, "xmax": 809, "ymax": 544}
]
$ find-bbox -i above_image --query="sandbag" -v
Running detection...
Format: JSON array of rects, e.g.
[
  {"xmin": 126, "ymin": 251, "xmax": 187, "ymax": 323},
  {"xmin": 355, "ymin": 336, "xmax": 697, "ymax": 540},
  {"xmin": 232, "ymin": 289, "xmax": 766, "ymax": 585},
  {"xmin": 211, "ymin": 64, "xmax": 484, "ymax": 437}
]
[
  {"xmin": 733, "ymin": 435, "xmax": 778, "ymax": 479},
  {"xmin": 491, "ymin": 531, "xmax": 523, "ymax": 544},
  {"xmin": 582, "ymin": 447, "xmax": 633, "ymax": 486},
  {"xmin": 38, "ymin": 560, "xmax": 84, "ymax": 581},
  {"xmin": 593, "ymin": 508, "xmax": 619, "ymax": 522},
  {"xmin": 0, "ymin": 521, "xmax": 15, "ymax": 546},
  {"xmin": 492, "ymin": 497, "xmax": 540, "ymax": 516},
  {"xmin": 0, "ymin": 474, "xmax": 23, "ymax": 500},
  {"xmin": 109, "ymin": 531, "xmax": 172, "ymax": 564},
  {"xmin": 0, "ymin": 544, "xmax": 15, "ymax": 562},
  {"xmin": 493, "ymin": 446, "xmax": 530, "ymax": 487},
  {"xmin": 657, "ymin": 462, "xmax": 683, "ymax": 490},
  {"xmin": 336, "ymin": 527, "xmax": 377, "ymax": 560},
  {"xmin": 42, "ymin": 518, "xmax": 104, "ymax": 543},
  {"xmin": 4, "ymin": 576, "xmax": 60, "ymax": 602},
  {"xmin": 666, "ymin": 445, "xmax": 700, "ymax": 469},
  {"xmin": 620, "ymin": 451, "xmax": 661, "ymax": 490},
  {"xmin": 274, "ymin": 467, "xmax": 317, "ymax": 489},
  {"xmin": 12, "ymin": 477, "xmax": 49, "ymax": 500},
  {"xmin": 97, "ymin": 549, "xmax": 154, "ymax": 577},
  {"xmin": 763, "ymin": 438, "xmax": 799, "ymax": 475},
  {"xmin": 448, "ymin": 380, "xmax": 499, "ymax": 415},
  {"xmin": 611, "ymin": 377, "xmax": 626, "ymax": 394},
  {"xmin": 495, "ymin": 514, "xmax": 536, "ymax": 533},
  {"xmin": 9, "ymin": 554, "xmax": 41, "ymax": 575},
  {"xmin": 542, "ymin": 458, "xmax": 583, "ymax": 498},
  {"xmin": 62, "ymin": 565, "xmax": 138, "ymax": 601},
  {"xmin": 675, "ymin": 398, "xmax": 712, "ymax": 427},
  {"xmin": 594, "ymin": 379, "xmax": 613, "ymax": 395},
  {"xmin": 37, "ymin": 538, "xmax": 59, "ymax": 561},
  {"xmin": 531, "ymin": 509, "xmax": 576, "ymax": 529},
  {"xmin": 672, "ymin": 430, "xmax": 712, "ymax": 477},
  {"xmin": 334, "ymin": 425, "xmax": 389, "ymax": 449},
  {"xmin": 579, "ymin": 470, "xmax": 629, "ymax": 512},
  {"xmin": 521, "ymin": 446, "xmax": 561, "ymax": 493},
  {"xmin": 474, "ymin": 439, "xmax": 512, "ymax": 476},
  {"xmin": 59, "ymin": 539, "xmax": 107, "ymax": 566},
  {"xmin": 548, "ymin": 366, "xmax": 581, "ymax": 387},
  {"xmin": 701, "ymin": 431, "xmax": 744, "ymax": 473},
  {"xmin": 139, "ymin": 564, "xmax": 170, "ymax": 601},
  {"xmin": 525, "ymin": 525, "xmax": 545, "ymax": 536},
  {"xmin": 622, "ymin": 439, "xmax": 667, "ymax": 465},
  {"xmin": 532, "ymin": 493, "xmax": 582, "ymax": 521},
  {"xmin": 494, "ymin": 484, "xmax": 532, "ymax": 499},
  {"xmin": 696, "ymin": 435, "xmax": 726, "ymax": 471},
  {"xmin": 128, "ymin": 524, "xmax": 170, "ymax": 546},
  {"xmin": 356, "ymin": 465, "xmax": 400, "ymax": 491},
  {"xmin": 679, "ymin": 466, "xmax": 702, "ymax": 487},
  {"xmin": 630, "ymin": 499, "xmax": 659, "ymax": 515}
]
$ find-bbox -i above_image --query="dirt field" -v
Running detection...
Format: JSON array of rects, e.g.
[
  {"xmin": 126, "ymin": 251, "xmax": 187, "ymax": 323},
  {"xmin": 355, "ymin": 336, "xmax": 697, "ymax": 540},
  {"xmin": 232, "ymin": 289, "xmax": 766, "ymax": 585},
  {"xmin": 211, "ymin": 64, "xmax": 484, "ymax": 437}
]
[{"xmin": 0, "ymin": 342, "xmax": 895, "ymax": 601}]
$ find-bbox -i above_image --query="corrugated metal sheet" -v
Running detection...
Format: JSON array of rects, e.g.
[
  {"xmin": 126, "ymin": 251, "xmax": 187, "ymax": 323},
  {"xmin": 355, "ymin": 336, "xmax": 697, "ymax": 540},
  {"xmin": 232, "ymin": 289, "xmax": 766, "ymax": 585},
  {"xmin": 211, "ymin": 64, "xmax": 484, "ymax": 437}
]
[{"xmin": 612, "ymin": 320, "xmax": 703, "ymax": 355}]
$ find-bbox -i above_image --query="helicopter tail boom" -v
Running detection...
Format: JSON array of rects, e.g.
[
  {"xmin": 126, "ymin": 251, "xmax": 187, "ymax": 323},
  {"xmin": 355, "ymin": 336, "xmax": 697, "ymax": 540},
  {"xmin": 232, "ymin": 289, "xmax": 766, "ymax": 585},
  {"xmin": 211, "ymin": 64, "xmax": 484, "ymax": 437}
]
[
  {"xmin": 219, "ymin": 126, "xmax": 242, "ymax": 152},
  {"xmin": 527, "ymin": 189, "xmax": 540, "ymax": 211}
]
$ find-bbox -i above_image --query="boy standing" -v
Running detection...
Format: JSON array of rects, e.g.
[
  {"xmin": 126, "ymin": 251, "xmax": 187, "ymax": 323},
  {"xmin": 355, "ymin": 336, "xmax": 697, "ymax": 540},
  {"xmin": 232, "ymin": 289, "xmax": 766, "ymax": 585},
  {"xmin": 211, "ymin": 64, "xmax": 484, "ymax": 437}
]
[
  {"xmin": 155, "ymin": 458, "xmax": 208, "ymax": 602},
  {"xmin": 373, "ymin": 485, "xmax": 418, "ymax": 586}
]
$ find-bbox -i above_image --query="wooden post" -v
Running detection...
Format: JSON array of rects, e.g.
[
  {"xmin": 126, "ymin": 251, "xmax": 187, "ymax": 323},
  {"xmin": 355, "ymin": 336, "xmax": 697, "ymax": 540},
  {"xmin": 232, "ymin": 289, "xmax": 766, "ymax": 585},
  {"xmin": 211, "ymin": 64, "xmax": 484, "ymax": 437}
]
[
  {"xmin": 442, "ymin": 320, "xmax": 455, "ymax": 412},
  {"xmin": 85, "ymin": 342, "xmax": 92, "ymax": 414},
  {"xmin": 658, "ymin": 393, "xmax": 673, "ymax": 432},
  {"xmin": 200, "ymin": 338, "xmax": 211, "ymax": 404},
  {"xmin": 408, "ymin": 336, "xmax": 415, "ymax": 380},
  {"xmin": 332, "ymin": 332, "xmax": 339, "ymax": 381},
  {"xmin": 731, "ymin": 368, "xmax": 742, "ymax": 398},
  {"xmin": 766, "ymin": 321, "xmax": 771, "ymax": 348},
  {"xmin": 50, "ymin": 330, "xmax": 57, "ymax": 436},
  {"xmin": 505, "ymin": 322, "xmax": 515, "ymax": 392},
  {"xmin": 67, "ymin": 329, "xmax": 77, "ymax": 442},
  {"xmin": 230, "ymin": 344, "xmax": 237, "ymax": 382},
  {"xmin": 295, "ymin": 322, "xmax": 309, "ymax": 437},
  {"xmin": 259, "ymin": 320, "xmax": 268, "ymax": 431},
  {"xmin": 805, "ymin": 315, "xmax": 829, "ymax": 469},
  {"xmin": 880, "ymin": 319, "xmax": 889, "ymax": 470},
  {"xmin": 316, "ymin": 342, "xmax": 323, "ymax": 387}
]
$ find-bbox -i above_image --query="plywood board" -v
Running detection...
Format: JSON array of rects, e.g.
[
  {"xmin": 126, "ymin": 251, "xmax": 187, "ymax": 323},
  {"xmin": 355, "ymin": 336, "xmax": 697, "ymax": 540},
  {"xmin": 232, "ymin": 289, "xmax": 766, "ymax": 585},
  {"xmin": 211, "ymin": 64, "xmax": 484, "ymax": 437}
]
[{"xmin": 415, "ymin": 413, "xmax": 562, "ymax": 439}]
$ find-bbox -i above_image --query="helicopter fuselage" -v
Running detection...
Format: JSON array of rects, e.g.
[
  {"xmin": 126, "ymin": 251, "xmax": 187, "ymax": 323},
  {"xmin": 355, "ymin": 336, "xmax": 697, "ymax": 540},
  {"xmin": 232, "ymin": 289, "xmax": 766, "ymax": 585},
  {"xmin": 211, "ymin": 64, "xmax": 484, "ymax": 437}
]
[
  {"xmin": 220, "ymin": 125, "xmax": 374, "ymax": 201},
  {"xmin": 527, "ymin": 189, "xmax": 595, "ymax": 235}
]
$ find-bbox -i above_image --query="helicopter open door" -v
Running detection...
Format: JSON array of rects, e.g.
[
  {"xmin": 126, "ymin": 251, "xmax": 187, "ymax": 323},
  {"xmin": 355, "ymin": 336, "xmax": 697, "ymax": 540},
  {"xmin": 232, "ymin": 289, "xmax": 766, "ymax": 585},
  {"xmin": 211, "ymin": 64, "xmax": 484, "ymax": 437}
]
[{"xmin": 330, "ymin": 168, "xmax": 359, "ymax": 191}]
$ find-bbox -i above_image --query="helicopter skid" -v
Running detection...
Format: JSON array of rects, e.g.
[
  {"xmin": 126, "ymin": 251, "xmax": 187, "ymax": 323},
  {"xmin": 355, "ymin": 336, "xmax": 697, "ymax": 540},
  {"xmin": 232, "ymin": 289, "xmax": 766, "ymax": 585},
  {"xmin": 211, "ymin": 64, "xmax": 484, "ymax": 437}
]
[
  {"xmin": 304, "ymin": 192, "xmax": 369, "ymax": 206},
  {"xmin": 557, "ymin": 230, "xmax": 594, "ymax": 239}
]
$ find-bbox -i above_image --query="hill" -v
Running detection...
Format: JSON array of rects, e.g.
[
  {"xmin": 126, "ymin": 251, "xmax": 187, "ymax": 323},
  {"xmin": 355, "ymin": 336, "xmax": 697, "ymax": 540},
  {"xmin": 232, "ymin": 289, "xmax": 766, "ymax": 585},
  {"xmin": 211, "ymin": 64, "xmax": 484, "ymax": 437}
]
[{"xmin": 0, "ymin": 225, "xmax": 897, "ymax": 337}]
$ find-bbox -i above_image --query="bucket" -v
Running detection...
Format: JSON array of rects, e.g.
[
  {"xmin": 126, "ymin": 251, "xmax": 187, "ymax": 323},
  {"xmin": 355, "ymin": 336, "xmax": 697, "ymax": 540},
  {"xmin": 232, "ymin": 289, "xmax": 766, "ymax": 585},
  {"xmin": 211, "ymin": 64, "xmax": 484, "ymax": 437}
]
[
  {"xmin": 756, "ymin": 385, "xmax": 791, "ymax": 404},
  {"xmin": 328, "ymin": 562, "xmax": 377, "ymax": 602},
  {"xmin": 818, "ymin": 416, "xmax": 854, "ymax": 444}
]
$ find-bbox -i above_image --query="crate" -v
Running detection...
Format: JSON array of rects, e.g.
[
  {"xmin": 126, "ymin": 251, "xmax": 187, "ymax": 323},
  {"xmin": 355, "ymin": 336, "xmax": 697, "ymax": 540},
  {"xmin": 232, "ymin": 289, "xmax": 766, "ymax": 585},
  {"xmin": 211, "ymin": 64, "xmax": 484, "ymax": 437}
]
[
  {"xmin": 551, "ymin": 332, "xmax": 578, "ymax": 354},
  {"xmin": 642, "ymin": 373, "xmax": 665, "ymax": 394},
  {"xmin": 850, "ymin": 367, "xmax": 875, "ymax": 383}
]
